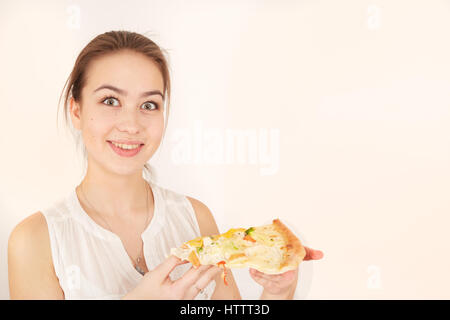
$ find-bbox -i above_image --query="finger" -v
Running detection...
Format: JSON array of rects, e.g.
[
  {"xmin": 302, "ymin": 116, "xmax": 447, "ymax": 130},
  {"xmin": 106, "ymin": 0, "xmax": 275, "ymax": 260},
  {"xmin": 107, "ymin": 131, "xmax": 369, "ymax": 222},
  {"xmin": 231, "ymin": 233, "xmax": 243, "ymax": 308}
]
[
  {"xmin": 174, "ymin": 264, "xmax": 214, "ymax": 292},
  {"xmin": 154, "ymin": 255, "xmax": 189, "ymax": 282},
  {"xmin": 183, "ymin": 266, "xmax": 222, "ymax": 299},
  {"xmin": 250, "ymin": 268, "xmax": 283, "ymax": 282},
  {"xmin": 249, "ymin": 270, "xmax": 272, "ymax": 287},
  {"xmin": 303, "ymin": 247, "xmax": 324, "ymax": 261},
  {"xmin": 250, "ymin": 268, "xmax": 297, "ymax": 283}
]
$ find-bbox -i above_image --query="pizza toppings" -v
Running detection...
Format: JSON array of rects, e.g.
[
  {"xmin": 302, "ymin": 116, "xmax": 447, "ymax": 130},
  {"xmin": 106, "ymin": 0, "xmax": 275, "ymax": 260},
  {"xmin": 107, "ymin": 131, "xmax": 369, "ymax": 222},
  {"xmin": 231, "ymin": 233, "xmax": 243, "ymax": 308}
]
[
  {"xmin": 217, "ymin": 261, "xmax": 228, "ymax": 285},
  {"xmin": 243, "ymin": 234, "xmax": 256, "ymax": 242},
  {"xmin": 245, "ymin": 227, "xmax": 255, "ymax": 235},
  {"xmin": 222, "ymin": 228, "xmax": 246, "ymax": 239},
  {"xmin": 229, "ymin": 253, "xmax": 246, "ymax": 261},
  {"xmin": 188, "ymin": 250, "xmax": 201, "ymax": 268},
  {"xmin": 170, "ymin": 219, "xmax": 306, "ymax": 278},
  {"xmin": 187, "ymin": 237, "xmax": 203, "ymax": 248}
]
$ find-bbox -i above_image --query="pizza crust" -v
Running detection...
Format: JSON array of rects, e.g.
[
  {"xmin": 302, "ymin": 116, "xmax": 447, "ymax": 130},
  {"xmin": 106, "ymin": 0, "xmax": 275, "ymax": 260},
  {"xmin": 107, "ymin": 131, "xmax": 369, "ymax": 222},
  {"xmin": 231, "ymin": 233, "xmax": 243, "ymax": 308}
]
[{"xmin": 272, "ymin": 219, "xmax": 306, "ymax": 273}]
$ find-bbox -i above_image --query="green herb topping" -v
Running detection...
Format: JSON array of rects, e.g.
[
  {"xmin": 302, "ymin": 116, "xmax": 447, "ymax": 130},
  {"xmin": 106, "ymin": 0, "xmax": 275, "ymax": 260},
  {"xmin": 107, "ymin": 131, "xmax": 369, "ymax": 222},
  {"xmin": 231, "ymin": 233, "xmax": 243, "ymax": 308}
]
[{"xmin": 245, "ymin": 227, "xmax": 255, "ymax": 235}]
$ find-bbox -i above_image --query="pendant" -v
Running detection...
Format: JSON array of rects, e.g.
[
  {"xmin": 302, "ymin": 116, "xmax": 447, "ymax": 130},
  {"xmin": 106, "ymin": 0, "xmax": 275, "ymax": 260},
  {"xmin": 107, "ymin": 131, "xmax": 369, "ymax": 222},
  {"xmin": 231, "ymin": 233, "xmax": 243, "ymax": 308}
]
[
  {"xmin": 135, "ymin": 257, "xmax": 145, "ymax": 276},
  {"xmin": 135, "ymin": 265, "xmax": 145, "ymax": 276}
]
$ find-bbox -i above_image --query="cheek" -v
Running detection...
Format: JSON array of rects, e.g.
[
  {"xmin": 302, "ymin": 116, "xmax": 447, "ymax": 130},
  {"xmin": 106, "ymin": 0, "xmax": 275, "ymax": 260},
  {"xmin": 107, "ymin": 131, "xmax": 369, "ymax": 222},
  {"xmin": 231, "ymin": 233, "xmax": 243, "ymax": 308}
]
[
  {"xmin": 81, "ymin": 115, "xmax": 111, "ymax": 145},
  {"xmin": 146, "ymin": 118, "xmax": 165, "ymax": 140}
]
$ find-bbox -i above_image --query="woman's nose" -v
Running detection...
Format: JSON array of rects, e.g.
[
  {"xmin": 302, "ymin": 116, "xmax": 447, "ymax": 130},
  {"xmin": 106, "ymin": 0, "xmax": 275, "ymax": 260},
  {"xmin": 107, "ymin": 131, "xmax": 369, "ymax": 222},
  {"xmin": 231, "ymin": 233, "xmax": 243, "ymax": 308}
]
[{"xmin": 116, "ymin": 108, "xmax": 141, "ymax": 134}]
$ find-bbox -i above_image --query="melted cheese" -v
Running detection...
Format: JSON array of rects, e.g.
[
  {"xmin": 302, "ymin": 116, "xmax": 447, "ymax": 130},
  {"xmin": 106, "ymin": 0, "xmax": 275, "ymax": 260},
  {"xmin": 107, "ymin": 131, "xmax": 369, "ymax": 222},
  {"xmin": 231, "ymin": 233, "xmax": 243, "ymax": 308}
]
[
  {"xmin": 222, "ymin": 228, "xmax": 246, "ymax": 239},
  {"xmin": 187, "ymin": 237, "xmax": 203, "ymax": 248},
  {"xmin": 245, "ymin": 245, "xmax": 283, "ymax": 268}
]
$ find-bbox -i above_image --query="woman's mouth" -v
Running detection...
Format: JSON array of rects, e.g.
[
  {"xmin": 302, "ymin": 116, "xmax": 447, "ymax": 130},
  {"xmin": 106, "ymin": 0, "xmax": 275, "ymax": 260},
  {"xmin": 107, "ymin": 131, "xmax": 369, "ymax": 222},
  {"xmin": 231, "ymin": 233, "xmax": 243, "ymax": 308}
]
[{"xmin": 107, "ymin": 140, "xmax": 144, "ymax": 158}]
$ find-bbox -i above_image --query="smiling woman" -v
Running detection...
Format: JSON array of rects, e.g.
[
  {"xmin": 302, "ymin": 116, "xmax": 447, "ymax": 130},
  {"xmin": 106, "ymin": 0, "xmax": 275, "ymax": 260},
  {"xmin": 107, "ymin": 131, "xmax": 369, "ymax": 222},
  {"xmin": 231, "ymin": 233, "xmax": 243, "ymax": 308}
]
[{"xmin": 7, "ymin": 30, "xmax": 245, "ymax": 300}]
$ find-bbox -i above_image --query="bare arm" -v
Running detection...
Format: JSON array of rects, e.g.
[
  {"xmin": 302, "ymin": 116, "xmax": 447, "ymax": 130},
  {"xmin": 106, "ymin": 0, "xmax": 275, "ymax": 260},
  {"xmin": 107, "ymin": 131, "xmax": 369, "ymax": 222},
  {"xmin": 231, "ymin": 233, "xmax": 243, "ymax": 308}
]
[
  {"xmin": 8, "ymin": 212, "xmax": 65, "ymax": 299},
  {"xmin": 186, "ymin": 196, "xmax": 242, "ymax": 300}
]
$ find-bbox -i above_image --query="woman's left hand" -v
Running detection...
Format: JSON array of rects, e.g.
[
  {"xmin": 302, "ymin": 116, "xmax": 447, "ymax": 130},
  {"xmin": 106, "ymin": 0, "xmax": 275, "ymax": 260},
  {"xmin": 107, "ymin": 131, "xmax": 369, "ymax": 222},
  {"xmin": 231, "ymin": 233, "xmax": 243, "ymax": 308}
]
[{"xmin": 249, "ymin": 246, "xmax": 324, "ymax": 296}]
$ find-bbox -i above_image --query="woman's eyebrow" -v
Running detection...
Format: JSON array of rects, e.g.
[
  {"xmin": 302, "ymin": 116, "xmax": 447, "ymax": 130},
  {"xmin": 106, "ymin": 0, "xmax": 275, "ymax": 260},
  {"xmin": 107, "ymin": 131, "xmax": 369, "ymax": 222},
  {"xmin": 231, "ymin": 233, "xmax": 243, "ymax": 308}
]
[{"xmin": 93, "ymin": 84, "xmax": 164, "ymax": 99}]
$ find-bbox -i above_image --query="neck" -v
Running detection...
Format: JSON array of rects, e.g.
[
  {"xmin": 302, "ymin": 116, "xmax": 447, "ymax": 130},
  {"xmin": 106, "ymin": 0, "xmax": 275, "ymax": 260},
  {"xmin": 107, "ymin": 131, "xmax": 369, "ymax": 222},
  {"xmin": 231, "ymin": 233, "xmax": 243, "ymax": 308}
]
[{"xmin": 77, "ymin": 160, "xmax": 152, "ymax": 219}]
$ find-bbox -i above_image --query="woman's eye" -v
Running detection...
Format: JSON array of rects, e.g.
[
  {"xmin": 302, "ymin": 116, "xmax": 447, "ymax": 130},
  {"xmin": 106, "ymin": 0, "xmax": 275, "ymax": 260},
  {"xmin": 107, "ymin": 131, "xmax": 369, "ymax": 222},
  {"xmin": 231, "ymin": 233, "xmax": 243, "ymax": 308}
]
[
  {"xmin": 141, "ymin": 101, "xmax": 158, "ymax": 111},
  {"xmin": 102, "ymin": 97, "xmax": 119, "ymax": 106},
  {"xmin": 101, "ymin": 97, "xmax": 158, "ymax": 110}
]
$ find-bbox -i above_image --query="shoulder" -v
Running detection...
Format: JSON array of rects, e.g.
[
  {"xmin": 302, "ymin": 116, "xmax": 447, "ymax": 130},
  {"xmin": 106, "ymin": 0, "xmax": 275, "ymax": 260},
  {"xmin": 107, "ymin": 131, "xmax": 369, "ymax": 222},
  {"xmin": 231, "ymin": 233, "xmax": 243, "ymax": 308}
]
[
  {"xmin": 186, "ymin": 196, "xmax": 221, "ymax": 237},
  {"xmin": 8, "ymin": 211, "xmax": 63, "ymax": 299},
  {"xmin": 8, "ymin": 211, "xmax": 50, "ymax": 253}
]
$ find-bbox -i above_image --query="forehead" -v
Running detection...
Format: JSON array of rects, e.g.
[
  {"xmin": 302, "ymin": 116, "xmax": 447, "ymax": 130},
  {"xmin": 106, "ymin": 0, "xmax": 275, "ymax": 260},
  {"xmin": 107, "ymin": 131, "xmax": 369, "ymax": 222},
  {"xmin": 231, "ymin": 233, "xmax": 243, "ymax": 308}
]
[{"xmin": 84, "ymin": 50, "xmax": 165, "ymax": 95}]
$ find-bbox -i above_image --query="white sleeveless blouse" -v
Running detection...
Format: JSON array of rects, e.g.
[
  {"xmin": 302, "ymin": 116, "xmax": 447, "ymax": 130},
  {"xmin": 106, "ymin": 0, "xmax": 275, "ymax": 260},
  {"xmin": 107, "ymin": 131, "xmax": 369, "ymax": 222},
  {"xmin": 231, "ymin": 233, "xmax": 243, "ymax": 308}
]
[{"xmin": 41, "ymin": 178, "xmax": 216, "ymax": 300}]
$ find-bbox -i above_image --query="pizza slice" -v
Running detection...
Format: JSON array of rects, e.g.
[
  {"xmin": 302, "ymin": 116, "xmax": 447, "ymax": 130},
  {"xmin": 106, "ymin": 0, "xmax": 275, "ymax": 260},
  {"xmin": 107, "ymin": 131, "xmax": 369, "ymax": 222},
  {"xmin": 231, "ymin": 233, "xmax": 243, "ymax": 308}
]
[{"xmin": 170, "ymin": 218, "xmax": 306, "ymax": 285}]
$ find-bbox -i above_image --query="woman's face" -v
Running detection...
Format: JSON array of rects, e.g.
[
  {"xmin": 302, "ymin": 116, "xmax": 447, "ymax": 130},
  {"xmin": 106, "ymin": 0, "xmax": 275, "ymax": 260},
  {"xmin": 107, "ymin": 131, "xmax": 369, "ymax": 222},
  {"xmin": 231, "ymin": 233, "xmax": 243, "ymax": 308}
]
[{"xmin": 70, "ymin": 50, "xmax": 165, "ymax": 176}]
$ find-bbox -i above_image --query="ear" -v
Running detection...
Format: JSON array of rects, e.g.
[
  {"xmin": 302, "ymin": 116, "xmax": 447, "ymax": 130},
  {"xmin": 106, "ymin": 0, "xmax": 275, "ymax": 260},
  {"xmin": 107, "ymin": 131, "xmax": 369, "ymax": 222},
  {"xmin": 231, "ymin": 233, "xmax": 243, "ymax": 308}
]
[{"xmin": 69, "ymin": 97, "xmax": 82, "ymax": 130}]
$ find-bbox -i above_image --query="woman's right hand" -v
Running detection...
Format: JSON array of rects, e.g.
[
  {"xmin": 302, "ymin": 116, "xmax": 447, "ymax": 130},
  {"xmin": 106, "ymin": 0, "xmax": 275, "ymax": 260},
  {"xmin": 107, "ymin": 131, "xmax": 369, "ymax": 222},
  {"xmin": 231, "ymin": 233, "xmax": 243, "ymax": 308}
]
[{"xmin": 122, "ymin": 255, "xmax": 222, "ymax": 300}]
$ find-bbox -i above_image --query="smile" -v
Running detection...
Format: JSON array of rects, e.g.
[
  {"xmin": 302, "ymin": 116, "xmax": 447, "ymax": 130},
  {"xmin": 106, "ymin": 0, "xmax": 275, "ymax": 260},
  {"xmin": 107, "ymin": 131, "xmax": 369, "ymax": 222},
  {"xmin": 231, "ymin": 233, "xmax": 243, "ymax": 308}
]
[
  {"xmin": 111, "ymin": 141, "xmax": 141, "ymax": 149},
  {"xmin": 107, "ymin": 141, "xmax": 144, "ymax": 157}
]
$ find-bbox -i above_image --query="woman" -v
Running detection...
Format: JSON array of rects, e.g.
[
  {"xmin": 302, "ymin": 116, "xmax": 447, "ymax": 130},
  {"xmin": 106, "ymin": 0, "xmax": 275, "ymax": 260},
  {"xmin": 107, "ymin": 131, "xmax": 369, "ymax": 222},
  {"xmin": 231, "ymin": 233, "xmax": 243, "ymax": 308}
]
[{"xmin": 8, "ymin": 30, "xmax": 323, "ymax": 299}]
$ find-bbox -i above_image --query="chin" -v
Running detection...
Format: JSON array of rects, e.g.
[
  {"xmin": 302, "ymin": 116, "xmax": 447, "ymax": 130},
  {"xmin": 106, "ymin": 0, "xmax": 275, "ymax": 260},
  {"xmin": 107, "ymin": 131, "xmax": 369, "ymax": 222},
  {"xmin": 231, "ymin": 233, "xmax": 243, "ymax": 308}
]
[{"xmin": 106, "ymin": 162, "xmax": 145, "ymax": 177}]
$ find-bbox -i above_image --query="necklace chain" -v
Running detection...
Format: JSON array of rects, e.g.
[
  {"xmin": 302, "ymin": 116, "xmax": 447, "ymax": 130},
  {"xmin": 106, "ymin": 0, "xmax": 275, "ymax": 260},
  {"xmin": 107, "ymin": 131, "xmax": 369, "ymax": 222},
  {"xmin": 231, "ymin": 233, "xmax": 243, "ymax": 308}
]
[{"xmin": 79, "ymin": 180, "xmax": 150, "ymax": 275}]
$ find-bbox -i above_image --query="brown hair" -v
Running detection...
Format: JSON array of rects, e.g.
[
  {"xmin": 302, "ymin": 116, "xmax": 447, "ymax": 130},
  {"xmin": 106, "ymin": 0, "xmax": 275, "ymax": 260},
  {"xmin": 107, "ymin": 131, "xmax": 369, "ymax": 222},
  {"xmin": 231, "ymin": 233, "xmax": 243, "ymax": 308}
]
[{"xmin": 57, "ymin": 30, "xmax": 171, "ymax": 181}]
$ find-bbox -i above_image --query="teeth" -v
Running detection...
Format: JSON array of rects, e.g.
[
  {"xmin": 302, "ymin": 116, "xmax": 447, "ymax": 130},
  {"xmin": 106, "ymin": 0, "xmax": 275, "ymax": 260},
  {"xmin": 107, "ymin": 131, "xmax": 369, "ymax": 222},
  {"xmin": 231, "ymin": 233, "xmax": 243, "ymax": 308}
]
[{"xmin": 111, "ymin": 142, "xmax": 140, "ymax": 150}]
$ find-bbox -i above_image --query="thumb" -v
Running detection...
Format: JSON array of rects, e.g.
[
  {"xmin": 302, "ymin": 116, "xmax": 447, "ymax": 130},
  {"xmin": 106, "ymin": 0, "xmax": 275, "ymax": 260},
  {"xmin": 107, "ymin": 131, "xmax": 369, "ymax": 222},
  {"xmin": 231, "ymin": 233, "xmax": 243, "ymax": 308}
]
[{"xmin": 303, "ymin": 247, "xmax": 324, "ymax": 261}]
